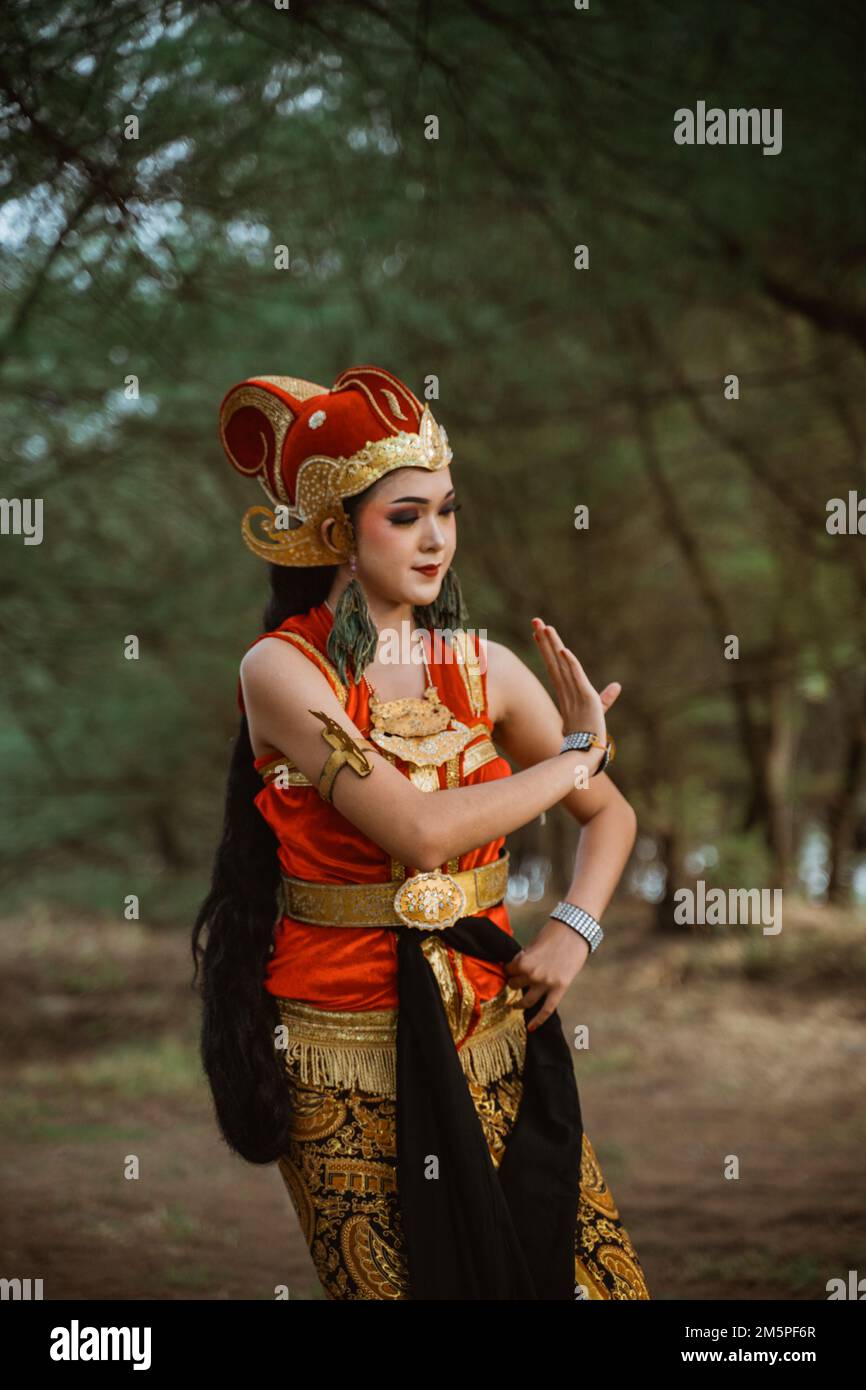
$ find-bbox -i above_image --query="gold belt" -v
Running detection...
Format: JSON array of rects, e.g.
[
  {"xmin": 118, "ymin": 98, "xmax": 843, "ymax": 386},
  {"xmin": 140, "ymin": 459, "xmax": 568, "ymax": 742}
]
[{"xmin": 280, "ymin": 851, "xmax": 509, "ymax": 930}]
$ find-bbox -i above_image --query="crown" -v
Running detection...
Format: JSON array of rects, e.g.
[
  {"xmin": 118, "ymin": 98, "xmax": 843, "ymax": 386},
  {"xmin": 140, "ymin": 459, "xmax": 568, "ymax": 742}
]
[{"xmin": 219, "ymin": 368, "xmax": 453, "ymax": 567}]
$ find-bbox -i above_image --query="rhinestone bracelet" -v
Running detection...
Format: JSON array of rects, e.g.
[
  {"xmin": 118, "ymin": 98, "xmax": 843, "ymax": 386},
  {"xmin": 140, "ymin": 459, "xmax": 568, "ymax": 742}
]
[
  {"xmin": 548, "ymin": 900, "xmax": 604, "ymax": 953},
  {"xmin": 560, "ymin": 730, "xmax": 613, "ymax": 774}
]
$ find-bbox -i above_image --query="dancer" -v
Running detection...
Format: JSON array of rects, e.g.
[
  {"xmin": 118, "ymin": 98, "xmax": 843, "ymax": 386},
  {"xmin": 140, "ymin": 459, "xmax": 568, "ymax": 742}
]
[{"xmin": 192, "ymin": 364, "xmax": 650, "ymax": 1301}]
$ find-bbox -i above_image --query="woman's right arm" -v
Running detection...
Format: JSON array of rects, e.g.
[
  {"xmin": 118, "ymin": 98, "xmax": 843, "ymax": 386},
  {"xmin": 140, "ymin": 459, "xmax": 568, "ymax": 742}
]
[{"xmin": 239, "ymin": 637, "xmax": 604, "ymax": 873}]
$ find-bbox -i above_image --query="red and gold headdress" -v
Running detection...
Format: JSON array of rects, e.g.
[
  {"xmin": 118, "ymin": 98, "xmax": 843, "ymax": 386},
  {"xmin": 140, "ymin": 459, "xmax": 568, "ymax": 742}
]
[{"xmin": 218, "ymin": 365, "xmax": 453, "ymax": 566}]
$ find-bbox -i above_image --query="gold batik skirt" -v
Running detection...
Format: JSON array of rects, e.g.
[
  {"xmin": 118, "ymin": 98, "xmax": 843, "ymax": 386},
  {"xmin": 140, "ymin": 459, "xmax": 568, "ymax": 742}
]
[{"xmin": 272, "ymin": 955, "xmax": 651, "ymax": 1301}]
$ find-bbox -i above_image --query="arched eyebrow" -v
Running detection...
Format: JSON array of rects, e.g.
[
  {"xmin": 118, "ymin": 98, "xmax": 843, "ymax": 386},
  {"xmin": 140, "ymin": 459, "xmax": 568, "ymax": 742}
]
[{"xmin": 386, "ymin": 486, "xmax": 456, "ymax": 504}]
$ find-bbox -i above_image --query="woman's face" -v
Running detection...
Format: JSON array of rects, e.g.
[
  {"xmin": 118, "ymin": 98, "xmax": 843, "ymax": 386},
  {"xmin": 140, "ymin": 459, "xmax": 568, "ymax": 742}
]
[{"xmin": 352, "ymin": 466, "xmax": 458, "ymax": 609}]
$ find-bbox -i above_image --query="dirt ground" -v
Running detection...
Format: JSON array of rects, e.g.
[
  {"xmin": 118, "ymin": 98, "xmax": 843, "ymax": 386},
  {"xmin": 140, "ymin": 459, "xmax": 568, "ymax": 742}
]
[{"xmin": 1, "ymin": 898, "xmax": 864, "ymax": 1301}]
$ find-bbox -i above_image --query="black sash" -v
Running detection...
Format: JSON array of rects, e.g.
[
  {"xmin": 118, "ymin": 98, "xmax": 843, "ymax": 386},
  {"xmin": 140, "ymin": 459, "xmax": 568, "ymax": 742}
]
[{"xmin": 394, "ymin": 912, "xmax": 583, "ymax": 1300}]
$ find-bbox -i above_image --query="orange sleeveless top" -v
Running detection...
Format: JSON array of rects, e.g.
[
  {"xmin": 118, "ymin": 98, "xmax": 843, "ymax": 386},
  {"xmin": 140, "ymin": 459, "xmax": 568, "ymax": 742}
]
[{"xmin": 238, "ymin": 600, "xmax": 515, "ymax": 1024}]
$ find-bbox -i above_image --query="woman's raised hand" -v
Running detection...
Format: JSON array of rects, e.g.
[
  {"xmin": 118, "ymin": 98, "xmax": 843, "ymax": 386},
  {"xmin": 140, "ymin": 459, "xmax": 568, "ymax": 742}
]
[{"xmin": 531, "ymin": 617, "xmax": 621, "ymax": 741}]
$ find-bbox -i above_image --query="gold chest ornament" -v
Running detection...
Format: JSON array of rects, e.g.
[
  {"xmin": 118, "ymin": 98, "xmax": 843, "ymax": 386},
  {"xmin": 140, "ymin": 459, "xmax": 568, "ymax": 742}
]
[{"xmin": 364, "ymin": 640, "xmax": 474, "ymax": 768}]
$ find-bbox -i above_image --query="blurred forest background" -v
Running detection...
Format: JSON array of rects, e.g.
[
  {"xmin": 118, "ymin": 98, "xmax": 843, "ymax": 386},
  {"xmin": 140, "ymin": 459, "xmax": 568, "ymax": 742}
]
[
  {"xmin": 1, "ymin": 0, "xmax": 866, "ymax": 922},
  {"xmin": 2, "ymin": 0, "xmax": 866, "ymax": 924},
  {"xmin": 1, "ymin": 0, "xmax": 865, "ymax": 1301}
]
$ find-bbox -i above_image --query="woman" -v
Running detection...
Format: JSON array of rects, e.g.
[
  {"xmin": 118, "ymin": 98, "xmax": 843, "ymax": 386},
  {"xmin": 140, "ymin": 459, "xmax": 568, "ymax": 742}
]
[{"xmin": 192, "ymin": 365, "xmax": 650, "ymax": 1301}]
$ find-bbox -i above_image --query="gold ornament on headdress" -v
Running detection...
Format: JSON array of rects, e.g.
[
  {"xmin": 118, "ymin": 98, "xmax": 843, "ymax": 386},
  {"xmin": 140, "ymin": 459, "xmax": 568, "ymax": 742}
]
[
  {"xmin": 220, "ymin": 375, "xmax": 327, "ymax": 507},
  {"xmin": 237, "ymin": 401, "xmax": 453, "ymax": 568}
]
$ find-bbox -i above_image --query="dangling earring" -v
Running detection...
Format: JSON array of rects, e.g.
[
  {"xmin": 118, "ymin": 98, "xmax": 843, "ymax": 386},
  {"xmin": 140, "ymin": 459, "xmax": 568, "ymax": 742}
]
[
  {"xmin": 326, "ymin": 546, "xmax": 380, "ymax": 688},
  {"xmin": 414, "ymin": 565, "xmax": 469, "ymax": 632}
]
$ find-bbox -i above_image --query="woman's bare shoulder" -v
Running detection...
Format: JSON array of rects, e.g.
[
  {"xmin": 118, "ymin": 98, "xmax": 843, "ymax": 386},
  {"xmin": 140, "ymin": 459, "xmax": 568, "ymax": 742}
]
[
  {"xmin": 239, "ymin": 633, "xmax": 333, "ymax": 701},
  {"xmin": 240, "ymin": 633, "xmax": 293, "ymax": 685}
]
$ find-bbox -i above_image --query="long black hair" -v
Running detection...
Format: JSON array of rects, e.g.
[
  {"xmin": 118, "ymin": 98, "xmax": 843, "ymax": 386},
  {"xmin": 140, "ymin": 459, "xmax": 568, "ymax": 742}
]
[{"xmin": 190, "ymin": 492, "xmax": 367, "ymax": 1164}]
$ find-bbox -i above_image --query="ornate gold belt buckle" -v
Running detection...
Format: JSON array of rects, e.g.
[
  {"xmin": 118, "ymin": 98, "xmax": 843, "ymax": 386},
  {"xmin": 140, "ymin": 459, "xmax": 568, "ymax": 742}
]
[{"xmin": 393, "ymin": 870, "xmax": 468, "ymax": 930}]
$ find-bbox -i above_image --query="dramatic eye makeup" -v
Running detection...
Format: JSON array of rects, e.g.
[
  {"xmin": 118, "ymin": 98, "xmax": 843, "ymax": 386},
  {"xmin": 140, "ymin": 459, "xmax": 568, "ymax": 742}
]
[{"xmin": 387, "ymin": 494, "xmax": 462, "ymax": 526}]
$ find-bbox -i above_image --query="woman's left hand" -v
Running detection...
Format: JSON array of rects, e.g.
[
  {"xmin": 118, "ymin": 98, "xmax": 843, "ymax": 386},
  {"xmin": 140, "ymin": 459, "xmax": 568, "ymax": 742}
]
[{"xmin": 504, "ymin": 918, "xmax": 590, "ymax": 1032}]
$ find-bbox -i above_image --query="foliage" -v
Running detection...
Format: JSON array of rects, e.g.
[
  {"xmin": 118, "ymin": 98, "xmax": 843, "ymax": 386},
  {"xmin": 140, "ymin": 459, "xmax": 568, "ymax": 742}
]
[{"xmin": 1, "ymin": 0, "xmax": 864, "ymax": 911}]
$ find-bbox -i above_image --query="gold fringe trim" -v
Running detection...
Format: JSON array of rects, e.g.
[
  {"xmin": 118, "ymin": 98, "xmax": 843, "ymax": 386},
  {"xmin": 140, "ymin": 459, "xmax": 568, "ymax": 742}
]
[
  {"xmin": 459, "ymin": 1006, "xmax": 527, "ymax": 1086},
  {"xmin": 274, "ymin": 987, "xmax": 526, "ymax": 1098},
  {"xmin": 274, "ymin": 998, "xmax": 397, "ymax": 1094}
]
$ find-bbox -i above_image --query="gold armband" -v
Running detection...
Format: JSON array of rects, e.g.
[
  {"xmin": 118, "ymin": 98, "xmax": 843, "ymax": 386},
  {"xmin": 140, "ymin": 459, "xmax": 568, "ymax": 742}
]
[{"xmin": 309, "ymin": 709, "xmax": 375, "ymax": 803}]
